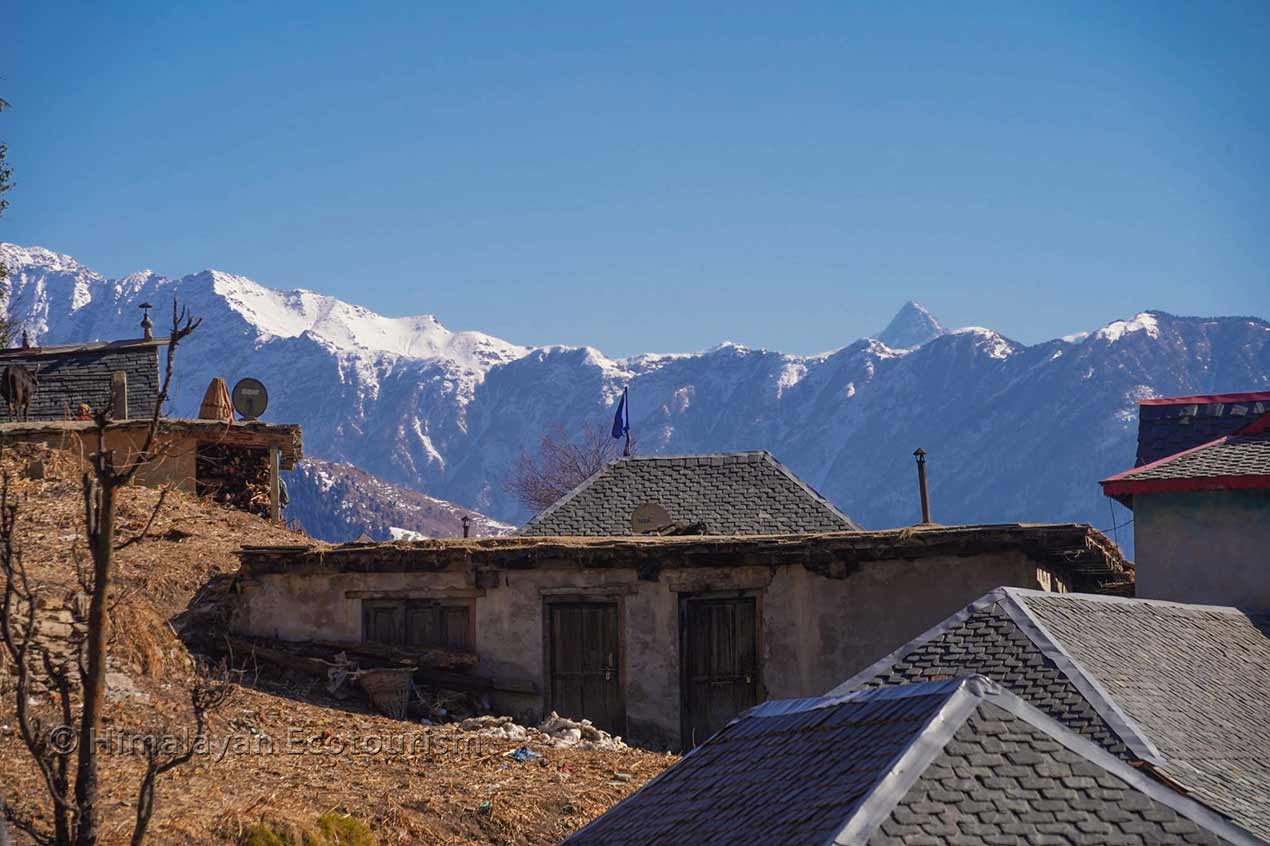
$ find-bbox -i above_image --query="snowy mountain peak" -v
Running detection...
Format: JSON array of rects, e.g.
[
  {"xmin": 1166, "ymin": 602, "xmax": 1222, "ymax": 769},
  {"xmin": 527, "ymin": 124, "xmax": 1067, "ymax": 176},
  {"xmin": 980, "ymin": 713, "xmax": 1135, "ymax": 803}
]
[
  {"xmin": 876, "ymin": 301, "xmax": 946, "ymax": 349},
  {"xmin": 1093, "ymin": 312, "xmax": 1162, "ymax": 343}
]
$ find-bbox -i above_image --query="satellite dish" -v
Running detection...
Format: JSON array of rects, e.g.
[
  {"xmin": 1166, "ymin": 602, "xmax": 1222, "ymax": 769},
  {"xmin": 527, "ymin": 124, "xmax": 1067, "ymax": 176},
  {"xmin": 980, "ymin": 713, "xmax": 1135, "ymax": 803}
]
[
  {"xmin": 631, "ymin": 502, "xmax": 672, "ymax": 534},
  {"xmin": 231, "ymin": 377, "xmax": 269, "ymax": 420}
]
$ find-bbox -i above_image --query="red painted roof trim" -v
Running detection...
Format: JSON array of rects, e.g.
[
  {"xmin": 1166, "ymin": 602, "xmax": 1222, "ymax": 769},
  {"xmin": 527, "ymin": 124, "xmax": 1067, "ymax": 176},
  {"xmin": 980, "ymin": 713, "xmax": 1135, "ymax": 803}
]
[
  {"xmin": 1101, "ymin": 474, "xmax": 1270, "ymax": 496},
  {"xmin": 1139, "ymin": 391, "xmax": 1270, "ymax": 406},
  {"xmin": 1238, "ymin": 411, "xmax": 1270, "ymax": 436}
]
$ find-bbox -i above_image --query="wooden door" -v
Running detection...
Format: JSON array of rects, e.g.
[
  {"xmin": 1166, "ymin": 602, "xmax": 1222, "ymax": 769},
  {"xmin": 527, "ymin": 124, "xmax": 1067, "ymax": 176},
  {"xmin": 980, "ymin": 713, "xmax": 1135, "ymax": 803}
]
[
  {"xmin": 680, "ymin": 595, "xmax": 759, "ymax": 748},
  {"xmin": 546, "ymin": 601, "xmax": 624, "ymax": 734}
]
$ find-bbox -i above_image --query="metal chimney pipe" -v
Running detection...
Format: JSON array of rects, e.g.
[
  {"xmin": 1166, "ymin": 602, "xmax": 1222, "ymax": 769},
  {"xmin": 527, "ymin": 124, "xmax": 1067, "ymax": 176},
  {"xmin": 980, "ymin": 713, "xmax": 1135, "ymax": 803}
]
[
  {"xmin": 461, "ymin": 514, "xmax": 471, "ymax": 539},
  {"xmin": 913, "ymin": 448, "xmax": 931, "ymax": 524}
]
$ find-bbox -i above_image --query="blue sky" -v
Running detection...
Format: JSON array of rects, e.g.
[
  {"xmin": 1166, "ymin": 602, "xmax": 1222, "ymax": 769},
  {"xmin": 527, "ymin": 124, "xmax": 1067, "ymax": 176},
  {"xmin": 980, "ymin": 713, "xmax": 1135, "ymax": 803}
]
[{"xmin": 5, "ymin": 2, "xmax": 1268, "ymax": 355}]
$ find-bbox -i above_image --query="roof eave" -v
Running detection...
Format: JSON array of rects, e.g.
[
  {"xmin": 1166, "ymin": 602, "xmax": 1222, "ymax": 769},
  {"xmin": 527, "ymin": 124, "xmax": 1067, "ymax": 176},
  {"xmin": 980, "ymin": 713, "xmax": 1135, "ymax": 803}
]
[{"xmin": 1102, "ymin": 474, "xmax": 1270, "ymax": 497}]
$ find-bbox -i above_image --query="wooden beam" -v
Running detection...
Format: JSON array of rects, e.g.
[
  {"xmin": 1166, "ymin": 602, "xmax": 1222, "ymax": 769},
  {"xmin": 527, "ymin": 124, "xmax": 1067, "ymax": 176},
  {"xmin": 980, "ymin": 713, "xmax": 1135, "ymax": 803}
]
[
  {"xmin": 269, "ymin": 446, "xmax": 281, "ymax": 523},
  {"xmin": 110, "ymin": 371, "xmax": 128, "ymax": 420}
]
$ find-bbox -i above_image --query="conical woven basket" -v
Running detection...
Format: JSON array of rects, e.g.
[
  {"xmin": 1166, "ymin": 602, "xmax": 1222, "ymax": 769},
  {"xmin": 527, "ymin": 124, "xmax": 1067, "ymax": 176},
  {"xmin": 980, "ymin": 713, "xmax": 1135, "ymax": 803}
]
[{"xmin": 199, "ymin": 377, "xmax": 233, "ymax": 422}]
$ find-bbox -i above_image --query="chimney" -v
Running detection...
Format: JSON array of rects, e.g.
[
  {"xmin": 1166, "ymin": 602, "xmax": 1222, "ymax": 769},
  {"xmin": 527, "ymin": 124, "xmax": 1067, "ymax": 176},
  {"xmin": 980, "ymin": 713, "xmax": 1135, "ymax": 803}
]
[
  {"xmin": 913, "ymin": 448, "xmax": 932, "ymax": 524},
  {"xmin": 461, "ymin": 514, "xmax": 471, "ymax": 539},
  {"xmin": 139, "ymin": 302, "xmax": 154, "ymax": 341}
]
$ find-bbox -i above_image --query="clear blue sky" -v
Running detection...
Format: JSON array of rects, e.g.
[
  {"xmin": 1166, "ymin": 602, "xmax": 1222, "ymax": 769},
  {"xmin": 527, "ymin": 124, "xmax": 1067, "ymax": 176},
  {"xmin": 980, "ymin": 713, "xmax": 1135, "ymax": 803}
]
[{"xmin": 5, "ymin": 2, "xmax": 1268, "ymax": 355}]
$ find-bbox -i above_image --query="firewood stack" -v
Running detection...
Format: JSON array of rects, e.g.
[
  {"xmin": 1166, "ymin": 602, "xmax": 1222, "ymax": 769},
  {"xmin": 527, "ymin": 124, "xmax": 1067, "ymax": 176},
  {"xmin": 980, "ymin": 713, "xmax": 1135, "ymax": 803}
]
[{"xmin": 195, "ymin": 442, "xmax": 271, "ymax": 516}]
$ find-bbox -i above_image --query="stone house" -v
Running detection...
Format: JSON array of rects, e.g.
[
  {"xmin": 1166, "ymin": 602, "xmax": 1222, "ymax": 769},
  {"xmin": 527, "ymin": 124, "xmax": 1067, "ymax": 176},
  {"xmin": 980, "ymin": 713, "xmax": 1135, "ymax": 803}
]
[
  {"xmin": 0, "ymin": 337, "xmax": 164, "ymax": 422},
  {"xmin": 0, "ymin": 333, "xmax": 302, "ymax": 518},
  {"xmin": 1101, "ymin": 391, "xmax": 1270, "ymax": 607},
  {"xmin": 231, "ymin": 523, "xmax": 1127, "ymax": 749}
]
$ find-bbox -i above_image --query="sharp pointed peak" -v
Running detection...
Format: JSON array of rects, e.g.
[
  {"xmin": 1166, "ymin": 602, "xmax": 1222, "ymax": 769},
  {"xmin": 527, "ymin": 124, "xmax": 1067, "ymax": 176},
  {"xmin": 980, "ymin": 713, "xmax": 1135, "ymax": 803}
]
[{"xmin": 875, "ymin": 301, "xmax": 946, "ymax": 350}]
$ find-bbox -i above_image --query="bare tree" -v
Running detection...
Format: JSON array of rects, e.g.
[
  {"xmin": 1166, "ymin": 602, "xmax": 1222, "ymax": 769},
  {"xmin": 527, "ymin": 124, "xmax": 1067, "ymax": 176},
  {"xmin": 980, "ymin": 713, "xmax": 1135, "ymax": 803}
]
[
  {"xmin": 0, "ymin": 300, "xmax": 229, "ymax": 846},
  {"xmin": 505, "ymin": 421, "xmax": 634, "ymax": 513},
  {"xmin": 0, "ymin": 93, "xmax": 16, "ymax": 348}
]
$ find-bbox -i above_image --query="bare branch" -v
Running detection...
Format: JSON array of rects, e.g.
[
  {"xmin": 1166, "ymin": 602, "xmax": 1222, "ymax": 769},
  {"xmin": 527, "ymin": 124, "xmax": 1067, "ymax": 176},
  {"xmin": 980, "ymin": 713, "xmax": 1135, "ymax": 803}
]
[
  {"xmin": 116, "ymin": 300, "xmax": 200, "ymax": 486},
  {"xmin": 130, "ymin": 665, "xmax": 231, "ymax": 846},
  {"xmin": 115, "ymin": 488, "xmax": 169, "ymax": 551},
  {"xmin": 505, "ymin": 421, "xmax": 634, "ymax": 513}
]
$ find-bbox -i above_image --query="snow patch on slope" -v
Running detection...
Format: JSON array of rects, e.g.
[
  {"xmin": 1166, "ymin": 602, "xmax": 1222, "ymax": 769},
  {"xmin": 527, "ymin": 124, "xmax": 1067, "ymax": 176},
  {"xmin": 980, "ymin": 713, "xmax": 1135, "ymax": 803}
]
[
  {"xmin": 1095, "ymin": 313, "xmax": 1160, "ymax": 343},
  {"xmin": 952, "ymin": 326, "xmax": 1016, "ymax": 360}
]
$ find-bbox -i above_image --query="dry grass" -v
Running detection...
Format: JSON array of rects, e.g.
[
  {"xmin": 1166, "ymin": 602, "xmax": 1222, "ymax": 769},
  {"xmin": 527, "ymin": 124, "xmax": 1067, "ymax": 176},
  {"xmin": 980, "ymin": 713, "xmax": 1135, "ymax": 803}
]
[{"xmin": 0, "ymin": 444, "xmax": 672, "ymax": 845}]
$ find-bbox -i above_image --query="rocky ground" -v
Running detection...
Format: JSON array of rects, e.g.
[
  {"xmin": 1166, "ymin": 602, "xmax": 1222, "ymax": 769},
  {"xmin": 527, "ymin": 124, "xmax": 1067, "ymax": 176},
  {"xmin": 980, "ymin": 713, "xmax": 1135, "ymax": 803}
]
[{"xmin": 0, "ymin": 445, "xmax": 671, "ymax": 845}]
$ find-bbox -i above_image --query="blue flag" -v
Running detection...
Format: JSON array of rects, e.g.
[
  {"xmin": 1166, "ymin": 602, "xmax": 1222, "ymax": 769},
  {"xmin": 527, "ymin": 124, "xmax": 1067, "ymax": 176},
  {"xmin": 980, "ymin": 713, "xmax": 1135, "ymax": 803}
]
[{"xmin": 612, "ymin": 386, "xmax": 630, "ymax": 439}]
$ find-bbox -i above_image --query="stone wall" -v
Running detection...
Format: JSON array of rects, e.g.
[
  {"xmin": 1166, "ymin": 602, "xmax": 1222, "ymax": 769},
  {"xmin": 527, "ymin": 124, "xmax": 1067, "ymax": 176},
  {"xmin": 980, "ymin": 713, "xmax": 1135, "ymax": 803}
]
[
  {"xmin": 0, "ymin": 344, "xmax": 162, "ymax": 421},
  {"xmin": 231, "ymin": 549, "xmax": 1060, "ymax": 749}
]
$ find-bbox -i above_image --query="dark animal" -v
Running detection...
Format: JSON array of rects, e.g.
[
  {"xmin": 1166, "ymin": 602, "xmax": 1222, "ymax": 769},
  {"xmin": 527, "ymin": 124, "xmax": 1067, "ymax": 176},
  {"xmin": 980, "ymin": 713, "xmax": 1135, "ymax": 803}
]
[{"xmin": 1, "ymin": 365, "xmax": 39, "ymax": 422}]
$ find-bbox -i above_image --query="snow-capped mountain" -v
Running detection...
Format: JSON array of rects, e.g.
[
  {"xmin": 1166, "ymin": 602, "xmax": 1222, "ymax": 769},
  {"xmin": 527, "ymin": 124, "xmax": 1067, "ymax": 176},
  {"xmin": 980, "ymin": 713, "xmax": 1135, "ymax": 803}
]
[
  {"xmin": 4, "ymin": 243, "xmax": 1269, "ymax": 555},
  {"xmin": 286, "ymin": 458, "xmax": 514, "ymax": 542},
  {"xmin": 877, "ymin": 300, "xmax": 945, "ymax": 349}
]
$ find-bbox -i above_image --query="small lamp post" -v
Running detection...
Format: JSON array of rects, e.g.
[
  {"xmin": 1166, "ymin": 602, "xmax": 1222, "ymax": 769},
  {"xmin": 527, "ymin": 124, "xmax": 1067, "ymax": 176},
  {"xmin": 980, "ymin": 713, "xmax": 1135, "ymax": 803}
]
[{"xmin": 913, "ymin": 448, "xmax": 932, "ymax": 524}]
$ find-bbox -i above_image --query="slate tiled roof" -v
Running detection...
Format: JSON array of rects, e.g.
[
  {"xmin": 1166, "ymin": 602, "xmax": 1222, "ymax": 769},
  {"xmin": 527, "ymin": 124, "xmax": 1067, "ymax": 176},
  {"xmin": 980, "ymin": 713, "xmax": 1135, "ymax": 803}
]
[
  {"xmin": 870, "ymin": 702, "xmax": 1241, "ymax": 846},
  {"xmin": 1103, "ymin": 434, "xmax": 1270, "ymax": 497},
  {"xmin": 0, "ymin": 338, "xmax": 165, "ymax": 422},
  {"xmin": 858, "ymin": 602, "xmax": 1130, "ymax": 758},
  {"xmin": 563, "ymin": 677, "xmax": 1256, "ymax": 846},
  {"xmin": 519, "ymin": 451, "xmax": 859, "ymax": 536},
  {"xmin": 1024, "ymin": 594, "xmax": 1270, "ymax": 838},
  {"xmin": 832, "ymin": 588, "xmax": 1270, "ymax": 841},
  {"xmin": 1136, "ymin": 393, "xmax": 1270, "ymax": 466}
]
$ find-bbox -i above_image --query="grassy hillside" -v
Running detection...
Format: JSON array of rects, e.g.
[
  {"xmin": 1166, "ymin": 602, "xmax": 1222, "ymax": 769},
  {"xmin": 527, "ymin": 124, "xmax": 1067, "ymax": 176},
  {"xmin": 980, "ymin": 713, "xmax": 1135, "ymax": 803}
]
[{"xmin": 0, "ymin": 445, "xmax": 668, "ymax": 845}]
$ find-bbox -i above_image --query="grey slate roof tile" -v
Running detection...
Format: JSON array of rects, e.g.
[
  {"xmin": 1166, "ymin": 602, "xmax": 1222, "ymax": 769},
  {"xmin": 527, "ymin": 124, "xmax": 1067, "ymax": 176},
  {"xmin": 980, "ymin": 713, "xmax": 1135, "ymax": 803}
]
[
  {"xmin": 563, "ymin": 678, "xmax": 1254, "ymax": 846},
  {"xmin": 1022, "ymin": 594, "xmax": 1270, "ymax": 839},
  {"xmin": 831, "ymin": 589, "xmax": 1270, "ymax": 842},
  {"xmin": 519, "ymin": 450, "xmax": 859, "ymax": 536},
  {"xmin": 1118, "ymin": 434, "xmax": 1270, "ymax": 482}
]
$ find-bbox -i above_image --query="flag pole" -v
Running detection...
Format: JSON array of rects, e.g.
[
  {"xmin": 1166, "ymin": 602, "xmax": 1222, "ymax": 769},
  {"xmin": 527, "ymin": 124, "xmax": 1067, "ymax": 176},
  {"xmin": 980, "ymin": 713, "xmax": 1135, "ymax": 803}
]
[{"xmin": 623, "ymin": 386, "xmax": 631, "ymax": 456}]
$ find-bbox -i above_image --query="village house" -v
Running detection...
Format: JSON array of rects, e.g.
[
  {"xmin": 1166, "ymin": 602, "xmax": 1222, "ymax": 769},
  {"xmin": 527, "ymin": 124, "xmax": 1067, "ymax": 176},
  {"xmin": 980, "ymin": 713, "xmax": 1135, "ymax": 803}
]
[
  {"xmin": 566, "ymin": 393, "xmax": 1270, "ymax": 842},
  {"xmin": 1101, "ymin": 391, "xmax": 1270, "ymax": 607},
  {"xmin": 0, "ymin": 322, "xmax": 302, "ymax": 519},
  {"xmin": 231, "ymin": 523, "xmax": 1127, "ymax": 750}
]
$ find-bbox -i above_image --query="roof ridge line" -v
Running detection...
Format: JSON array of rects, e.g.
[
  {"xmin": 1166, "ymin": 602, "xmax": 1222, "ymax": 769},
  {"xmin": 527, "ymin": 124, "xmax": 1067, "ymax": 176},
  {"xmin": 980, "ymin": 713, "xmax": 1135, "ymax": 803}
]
[
  {"xmin": 828, "ymin": 679, "xmax": 990, "ymax": 846},
  {"xmin": 746, "ymin": 675, "xmax": 989, "ymax": 718},
  {"xmin": 1008, "ymin": 586, "xmax": 1254, "ymax": 614},
  {"xmin": 1139, "ymin": 391, "xmax": 1270, "ymax": 407},
  {"xmin": 517, "ymin": 457, "xmax": 619, "ymax": 532},
  {"xmin": 618, "ymin": 450, "xmax": 772, "ymax": 461},
  {"xmin": 998, "ymin": 588, "xmax": 1165, "ymax": 764},
  {"xmin": 825, "ymin": 589, "xmax": 1012, "ymax": 697},
  {"xmin": 759, "ymin": 451, "xmax": 863, "ymax": 531}
]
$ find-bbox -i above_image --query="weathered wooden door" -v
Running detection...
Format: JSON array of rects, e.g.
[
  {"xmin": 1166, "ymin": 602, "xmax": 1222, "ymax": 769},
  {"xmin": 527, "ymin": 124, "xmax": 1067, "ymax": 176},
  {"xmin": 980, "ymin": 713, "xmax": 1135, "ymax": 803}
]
[
  {"xmin": 546, "ymin": 601, "xmax": 624, "ymax": 734},
  {"xmin": 680, "ymin": 595, "xmax": 759, "ymax": 748}
]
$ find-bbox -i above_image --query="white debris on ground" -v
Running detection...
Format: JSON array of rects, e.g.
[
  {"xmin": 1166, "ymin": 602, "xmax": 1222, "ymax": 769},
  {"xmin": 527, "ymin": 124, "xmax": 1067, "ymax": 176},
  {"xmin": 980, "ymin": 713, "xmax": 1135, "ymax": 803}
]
[{"xmin": 458, "ymin": 711, "xmax": 627, "ymax": 750}]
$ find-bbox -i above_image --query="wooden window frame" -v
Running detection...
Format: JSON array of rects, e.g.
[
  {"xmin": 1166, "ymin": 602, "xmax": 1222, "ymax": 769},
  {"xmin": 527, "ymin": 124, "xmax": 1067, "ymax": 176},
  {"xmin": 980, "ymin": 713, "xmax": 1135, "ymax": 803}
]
[{"xmin": 361, "ymin": 597, "xmax": 475, "ymax": 651}]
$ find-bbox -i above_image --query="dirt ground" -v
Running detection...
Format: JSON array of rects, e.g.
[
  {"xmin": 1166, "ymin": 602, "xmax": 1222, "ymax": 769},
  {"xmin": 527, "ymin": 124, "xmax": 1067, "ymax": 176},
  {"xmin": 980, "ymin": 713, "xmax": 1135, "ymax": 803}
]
[{"xmin": 0, "ymin": 445, "xmax": 672, "ymax": 845}]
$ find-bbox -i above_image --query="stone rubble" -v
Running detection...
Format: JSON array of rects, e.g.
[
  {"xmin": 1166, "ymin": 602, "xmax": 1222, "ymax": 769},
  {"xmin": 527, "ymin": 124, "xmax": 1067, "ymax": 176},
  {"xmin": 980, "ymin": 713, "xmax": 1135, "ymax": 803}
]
[{"xmin": 458, "ymin": 711, "xmax": 627, "ymax": 751}]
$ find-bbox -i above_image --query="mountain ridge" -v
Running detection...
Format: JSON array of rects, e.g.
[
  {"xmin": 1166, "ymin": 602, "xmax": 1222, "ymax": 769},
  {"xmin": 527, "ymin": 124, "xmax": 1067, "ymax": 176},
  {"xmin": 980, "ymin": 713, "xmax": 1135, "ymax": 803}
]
[{"xmin": 4, "ymin": 242, "xmax": 1268, "ymax": 551}]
